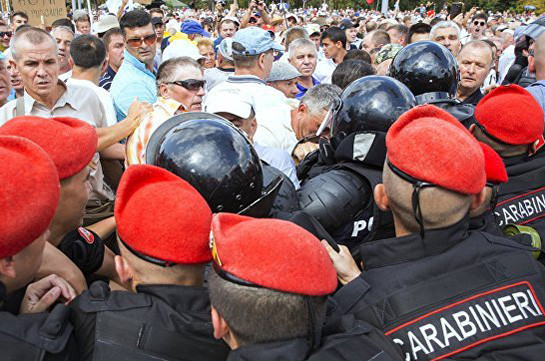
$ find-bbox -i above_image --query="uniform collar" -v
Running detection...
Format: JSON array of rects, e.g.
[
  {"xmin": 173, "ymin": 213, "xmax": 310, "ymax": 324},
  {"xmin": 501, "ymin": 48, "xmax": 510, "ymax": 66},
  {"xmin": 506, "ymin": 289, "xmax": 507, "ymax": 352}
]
[
  {"xmin": 359, "ymin": 217, "xmax": 470, "ymax": 269},
  {"xmin": 123, "ymin": 49, "xmax": 156, "ymax": 77},
  {"xmin": 226, "ymin": 74, "xmax": 266, "ymax": 85},
  {"xmin": 226, "ymin": 338, "xmax": 309, "ymax": 361},
  {"xmin": 135, "ymin": 284, "xmax": 211, "ymax": 316}
]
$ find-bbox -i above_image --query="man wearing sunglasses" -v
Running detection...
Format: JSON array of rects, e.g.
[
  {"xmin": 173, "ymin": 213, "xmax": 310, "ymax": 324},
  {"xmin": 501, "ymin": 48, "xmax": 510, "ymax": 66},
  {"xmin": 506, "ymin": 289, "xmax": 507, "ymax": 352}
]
[
  {"xmin": 0, "ymin": 21, "xmax": 12, "ymax": 52},
  {"xmin": 111, "ymin": 10, "xmax": 158, "ymax": 122},
  {"xmin": 461, "ymin": 13, "xmax": 488, "ymax": 45}
]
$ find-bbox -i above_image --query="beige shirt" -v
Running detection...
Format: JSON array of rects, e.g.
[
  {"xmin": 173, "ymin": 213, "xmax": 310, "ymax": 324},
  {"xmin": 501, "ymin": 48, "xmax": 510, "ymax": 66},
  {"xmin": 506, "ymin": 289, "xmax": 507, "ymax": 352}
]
[{"xmin": 0, "ymin": 81, "xmax": 114, "ymax": 202}]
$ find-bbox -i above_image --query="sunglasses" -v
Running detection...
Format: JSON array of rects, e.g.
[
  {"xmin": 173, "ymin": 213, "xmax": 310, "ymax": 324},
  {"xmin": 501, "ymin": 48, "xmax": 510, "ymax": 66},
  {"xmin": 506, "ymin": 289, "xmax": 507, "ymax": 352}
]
[
  {"xmin": 126, "ymin": 33, "xmax": 157, "ymax": 47},
  {"xmin": 167, "ymin": 79, "xmax": 206, "ymax": 91},
  {"xmin": 473, "ymin": 21, "xmax": 485, "ymax": 27},
  {"xmin": 0, "ymin": 31, "xmax": 12, "ymax": 38}
]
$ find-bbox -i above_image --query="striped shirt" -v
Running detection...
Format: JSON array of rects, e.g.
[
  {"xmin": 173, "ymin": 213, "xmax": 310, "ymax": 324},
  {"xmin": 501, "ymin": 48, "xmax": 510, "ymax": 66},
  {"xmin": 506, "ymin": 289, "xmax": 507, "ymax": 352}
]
[{"xmin": 110, "ymin": 50, "xmax": 157, "ymax": 121}]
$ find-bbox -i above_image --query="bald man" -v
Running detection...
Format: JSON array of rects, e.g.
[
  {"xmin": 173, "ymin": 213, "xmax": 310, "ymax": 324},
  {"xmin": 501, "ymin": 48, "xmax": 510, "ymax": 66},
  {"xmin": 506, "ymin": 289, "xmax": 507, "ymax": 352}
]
[{"xmin": 456, "ymin": 40, "xmax": 494, "ymax": 105}]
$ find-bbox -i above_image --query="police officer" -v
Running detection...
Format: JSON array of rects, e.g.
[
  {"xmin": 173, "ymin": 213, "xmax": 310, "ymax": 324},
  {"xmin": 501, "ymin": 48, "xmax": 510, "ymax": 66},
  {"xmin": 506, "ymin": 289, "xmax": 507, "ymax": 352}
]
[
  {"xmin": 324, "ymin": 105, "xmax": 545, "ymax": 360},
  {"xmin": 0, "ymin": 135, "xmax": 77, "ymax": 360},
  {"xmin": 297, "ymin": 76, "xmax": 415, "ymax": 256},
  {"xmin": 69, "ymin": 165, "xmax": 230, "ymax": 360},
  {"xmin": 146, "ymin": 112, "xmax": 300, "ymax": 218},
  {"xmin": 471, "ymin": 85, "xmax": 545, "ymax": 240},
  {"xmin": 389, "ymin": 41, "xmax": 475, "ymax": 127},
  {"xmin": 469, "ymin": 142, "xmax": 509, "ymax": 234},
  {"xmin": 0, "ymin": 116, "xmax": 121, "ymax": 291},
  {"xmin": 208, "ymin": 212, "xmax": 403, "ymax": 360}
]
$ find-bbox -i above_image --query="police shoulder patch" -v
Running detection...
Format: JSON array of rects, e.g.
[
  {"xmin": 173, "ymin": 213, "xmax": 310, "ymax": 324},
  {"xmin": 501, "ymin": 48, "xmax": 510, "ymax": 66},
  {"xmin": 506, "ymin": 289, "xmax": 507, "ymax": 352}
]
[
  {"xmin": 77, "ymin": 227, "xmax": 95, "ymax": 245},
  {"xmin": 386, "ymin": 281, "xmax": 545, "ymax": 360}
]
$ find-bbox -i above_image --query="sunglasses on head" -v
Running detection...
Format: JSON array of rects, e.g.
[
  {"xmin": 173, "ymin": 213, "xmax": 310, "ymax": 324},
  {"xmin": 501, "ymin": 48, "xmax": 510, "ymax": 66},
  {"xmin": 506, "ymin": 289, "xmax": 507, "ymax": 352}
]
[
  {"xmin": 167, "ymin": 79, "xmax": 206, "ymax": 91},
  {"xmin": 126, "ymin": 34, "xmax": 157, "ymax": 47},
  {"xmin": 0, "ymin": 31, "xmax": 12, "ymax": 38},
  {"xmin": 473, "ymin": 21, "xmax": 485, "ymax": 27}
]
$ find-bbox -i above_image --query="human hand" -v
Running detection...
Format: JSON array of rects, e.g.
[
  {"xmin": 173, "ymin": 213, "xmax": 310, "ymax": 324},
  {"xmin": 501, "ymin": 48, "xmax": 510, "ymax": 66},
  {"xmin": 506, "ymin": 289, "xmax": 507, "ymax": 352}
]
[
  {"xmin": 292, "ymin": 141, "xmax": 319, "ymax": 162},
  {"xmin": 452, "ymin": 13, "xmax": 463, "ymax": 27},
  {"xmin": 321, "ymin": 241, "xmax": 361, "ymax": 285},
  {"xmin": 248, "ymin": 0, "xmax": 256, "ymax": 11},
  {"xmin": 483, "ymin": 83, "xmax": 499, "ymax": 95},
  {"xmin": 125, "ymin": 98, "xmax": 153, "ymax": 132},
  {"xmin": 20, "ymin": 274, "xmax": 76, "ymax": 314},
  {"xmin": 230, "ymin": 1, "xmax": 238, "ymax": 11}
]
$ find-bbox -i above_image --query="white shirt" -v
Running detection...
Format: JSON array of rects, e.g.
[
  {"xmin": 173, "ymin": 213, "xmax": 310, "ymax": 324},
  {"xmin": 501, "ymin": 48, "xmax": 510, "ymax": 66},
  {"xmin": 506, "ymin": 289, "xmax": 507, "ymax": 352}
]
[
  {"xmin": 498, "ymin": 45, "xmax": 516, "ymax": 84},
  {"xmin": 204, "ymin": 75, "xmax": 298, "ymax": 152},
  {"xmin": 314, "ymin": 57, "xmax": 336, "ymax": 84},
  {"xmin": 67, "ymin": 78, "xmax": 118, "ymax": 127}
]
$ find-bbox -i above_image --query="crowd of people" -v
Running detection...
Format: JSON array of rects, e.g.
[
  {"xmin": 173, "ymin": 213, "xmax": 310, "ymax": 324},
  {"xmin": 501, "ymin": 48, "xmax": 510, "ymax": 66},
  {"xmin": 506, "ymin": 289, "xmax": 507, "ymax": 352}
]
[{"xmin": 1, "ymin": 1, "xmax": 545, "ymax": 360}]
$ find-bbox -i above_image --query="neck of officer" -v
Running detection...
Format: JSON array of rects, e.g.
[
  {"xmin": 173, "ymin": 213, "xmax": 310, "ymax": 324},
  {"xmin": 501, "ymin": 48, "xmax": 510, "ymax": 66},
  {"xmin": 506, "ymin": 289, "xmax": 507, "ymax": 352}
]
[
  {"xmin": 71, "ymin": 65, "xmax": 102, "ymax": 85},
  {"xmin": 131, "ymin": 264, "xmax": 206, "ymax": 291},
  {"xmin": 48, "ymin": 220, "xmax": 70, "ymax": 247}
]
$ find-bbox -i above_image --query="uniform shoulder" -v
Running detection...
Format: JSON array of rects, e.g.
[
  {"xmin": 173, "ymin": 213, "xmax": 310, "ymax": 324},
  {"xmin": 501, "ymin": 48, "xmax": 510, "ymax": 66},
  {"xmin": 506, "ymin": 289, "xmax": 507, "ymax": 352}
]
[{"xmin": 76, "ymin": 281, "xmax": 151, "ymax": 313}]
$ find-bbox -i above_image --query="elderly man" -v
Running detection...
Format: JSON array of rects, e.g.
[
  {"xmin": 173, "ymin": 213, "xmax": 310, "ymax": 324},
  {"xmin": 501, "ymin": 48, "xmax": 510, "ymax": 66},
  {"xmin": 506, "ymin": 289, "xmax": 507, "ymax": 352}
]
[
  {"xmin": 51, "ymin": 26, "xmax": 74, "ymax": 81},
  {"xmin": 386, "ymin": 24, "xmax": 408, "ymax": 46},
  {"xmin": 74, "ymin": 10, "xmax": 91, "ymax": 34},
  {"xmin": 266, "ymin": 62, "xmax": 301, "ymax": 99},
  {"xmin": 430, "ymin": 21, "xmax": 462, "ymax": 56},
  {"xmin": 0, "ymin": 27, "xmax": 150, "ymax": 212},
  {"xmin": 205, "ymin": 27, "xmax": 296, "ymax": 152},
  {"xmin": 111, "ymin": 10, "xmax": 158, "ymax": 121},
  {"xmin": 126, "ymin": 57, "xmax": 205, "ymax": 165},
  {"xmin": 291, "ymin": 83, "xmax": 341, "ymax": 161},
  {"xmin": 4, "ymin": 48, "xmax": 23, "ymax": 100},
  {"xmin": 288, "ymin": 38, "xmax": 319, "ymax": 99},
  {"xmin": 204, "ymin": 38, "xmax": 235, "ymax": 92},
  {"xmin": 0, "ymin": 53, "xmax": 11, "ymax": 107},
  {"xmin": 457, "ymin": 40, "xmax": 494, "ymax": 105}
]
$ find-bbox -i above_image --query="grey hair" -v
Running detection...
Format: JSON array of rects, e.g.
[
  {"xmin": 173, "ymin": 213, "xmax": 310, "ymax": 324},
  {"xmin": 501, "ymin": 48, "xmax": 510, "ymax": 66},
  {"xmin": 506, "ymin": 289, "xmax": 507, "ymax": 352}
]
[
  {"xmin": 11, "ymin": 27, "xmax": 58, "ymax": 61},
  {"xmin": 156, "ymin": 56, "xmax": 201, "ymax": 91},
  {"xmin": 50, "ymin": 25, "xmax": 75, "ymax": 38},
  {"xmin": 301, "ymin": 84, "xmax": 342, "ymax": 116},
  {"xmin": 288, "ymin": 38, "xmax": 316, "ymax": 59},
  {"xmin": 73, "ymin": 9, "xmax": 90, "ymax": 23},
  {"xmin": 430, "ymin": 21, "xmax": 460, "ymax": 40}
]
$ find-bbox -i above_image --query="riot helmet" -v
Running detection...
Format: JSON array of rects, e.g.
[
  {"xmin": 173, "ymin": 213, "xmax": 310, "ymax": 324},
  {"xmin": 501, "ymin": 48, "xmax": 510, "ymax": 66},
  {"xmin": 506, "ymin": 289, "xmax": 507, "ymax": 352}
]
[
  {"xmin": 146, "ymin": 112, "xmax": 280, "ymax": 216},
  {"xmin": 328, "ymin": 76, "xmax": 416, "ymax": 142},
  {"xmin": 389, "ymin": 41, "xmax": 459, "ymax": 104}
]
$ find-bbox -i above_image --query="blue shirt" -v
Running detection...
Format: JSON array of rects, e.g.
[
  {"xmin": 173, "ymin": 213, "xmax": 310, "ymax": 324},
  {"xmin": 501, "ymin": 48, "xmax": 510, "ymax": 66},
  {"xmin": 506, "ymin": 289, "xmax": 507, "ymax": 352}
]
[
  {"xmin": 254, "ymin": 142, "xmax": 300, "ymax": 189},
  {"xmin": 110, "ymin": 50, "xmax": 157, "ymax": 121},
  {"xmin": 527, "ymin": 80, "xmax": 545, "ymax": 123},
  {"xmin": 296, "ymin": 77, "xmax": 320, "ymax": 100}
]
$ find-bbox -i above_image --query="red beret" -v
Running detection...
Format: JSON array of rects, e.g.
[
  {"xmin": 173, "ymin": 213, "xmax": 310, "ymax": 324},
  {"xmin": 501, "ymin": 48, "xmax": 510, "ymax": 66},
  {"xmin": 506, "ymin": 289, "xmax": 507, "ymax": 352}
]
[
  {"xmin": 0, "ymin": 136, "xmax": 60, "ymax": 258},
  {"xmin": 115, "ymin": 165, "xmax": 212, "ymax": 264},
  {"xmin": 211, "ymin": 213, "xmax": 337, "ymax": 296},
  {"xmin": 0, "ymin": 116, "xmax": 97, "ymax": 179},
  {"xmin": 387, "ymin": 105, "xmax": 485, "ymax": 195},
  {"xmin": 479, "ymin": 142, "xmax": 508, "ymax": 185},
  {"xmin": 475, "ymin": 85, "xmax": 544, "ymax": 145}
]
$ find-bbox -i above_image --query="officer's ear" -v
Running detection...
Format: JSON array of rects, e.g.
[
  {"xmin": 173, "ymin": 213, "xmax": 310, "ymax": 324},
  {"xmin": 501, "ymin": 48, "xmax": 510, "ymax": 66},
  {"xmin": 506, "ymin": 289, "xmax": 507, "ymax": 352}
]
[
  {"xmin": 374, "ymin": 183, "xmax": 390, "ymax": 211},
  {"xmin": 0, "ymin": 256, "xmax": 16, "ymax": 279},
  {"xmin": 469, "ymin": 187, "xmax": 487, "ymax": 212},
  {"xmin": 114, "ymin": 255, "xmax": 134, "ymax": 286},
  {"xmin": 211, "ymin": 306, "xmax": 231, "ymax": 341}
]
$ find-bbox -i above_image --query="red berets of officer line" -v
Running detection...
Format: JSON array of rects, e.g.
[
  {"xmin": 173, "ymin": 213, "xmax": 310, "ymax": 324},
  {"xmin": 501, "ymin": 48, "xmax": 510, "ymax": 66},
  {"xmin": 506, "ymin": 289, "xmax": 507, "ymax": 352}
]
[
  {"xmin": 115, "ymin": 165, "xmax": 213, "ymax": 264},
  {"xmin": 479, "ymin": 142, "xmax": 508, "ymax": 185},
  {"xmin": 475, "ymin": 85, "xmax": 545, "ymax": 145},
  {"xmin": 0, "ymin": 135, "xmax": 60, "ymax": 258},
  {"xmin": 210, "ymin": 213, "xmax": 338, "ymax": 296},
  {"xmin": 0, "ymin": 116, "xmax": 97, "ymax": 179},
  {"xmin": 386, "ymin": 105, "xmax": 486, "ymax": 195}
]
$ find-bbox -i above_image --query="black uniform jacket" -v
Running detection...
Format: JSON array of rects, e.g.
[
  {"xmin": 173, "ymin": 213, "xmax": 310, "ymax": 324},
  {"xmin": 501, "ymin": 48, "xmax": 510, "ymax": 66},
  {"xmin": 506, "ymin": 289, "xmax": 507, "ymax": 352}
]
[
  {"xmin": 0, "ymin": 281, "xmax": 77, "ymax": 361},
  {"xmin": 494, "ymin": 151, "xmax": 545, "ymax": 240},
  {"xmin": 330, "ymin": 218, "xmax": 545, "ymax": 360},
  {"xmin": 70, "ymin": 281, "xmax": 230, "ymax": 361},
  {"xmin": 225, "ymin": 314, "xmax": 403, "ymax": 361}
]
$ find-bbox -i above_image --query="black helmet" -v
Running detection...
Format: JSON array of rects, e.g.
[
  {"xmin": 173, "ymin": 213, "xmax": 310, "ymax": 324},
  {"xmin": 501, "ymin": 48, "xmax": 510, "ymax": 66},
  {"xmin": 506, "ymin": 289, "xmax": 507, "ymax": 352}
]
[
  {"xmin": 329, "ymin": 76, "xmax": 416, "ymax": 141},
  {"xmin": 389, "ymin": 41, "xmax": 459, "ymax": 104},
  {"xmin": 146, "ymin": 112, "xmax": 278, "ymax": 215}
]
